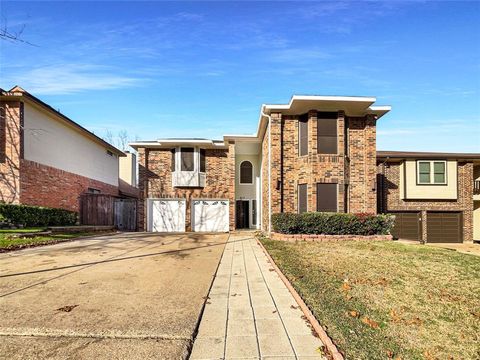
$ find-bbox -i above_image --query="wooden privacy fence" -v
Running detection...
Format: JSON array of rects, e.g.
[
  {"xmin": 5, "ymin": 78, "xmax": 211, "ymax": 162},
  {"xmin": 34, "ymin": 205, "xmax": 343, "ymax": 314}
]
[{"xmin": 79, "ymin": 194, "xmax": 137, "ymax": 231}]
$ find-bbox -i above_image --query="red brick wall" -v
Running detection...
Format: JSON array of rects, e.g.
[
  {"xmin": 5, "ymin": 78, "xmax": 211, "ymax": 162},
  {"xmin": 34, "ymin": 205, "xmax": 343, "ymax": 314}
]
[
  {"xmin": 20, "ymin": 159, "xmax": 119, "ymax": 212},
  {"xmin": 137, "ymin": 146, "xmax": 235, "ymax": 231},
  {"xmin": 377, "ymin": 161, "xmax": 474, "ymax": 242},
  {"xmin": 0, "ymin": 101, "xmax": 22, "ymax": 204}
]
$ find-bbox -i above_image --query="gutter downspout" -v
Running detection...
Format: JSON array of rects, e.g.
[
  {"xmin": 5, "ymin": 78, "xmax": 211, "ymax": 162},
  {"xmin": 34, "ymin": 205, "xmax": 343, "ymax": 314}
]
[{"xmin": 261, "ymin": 110, "xmax": 272, "ymax": 234}]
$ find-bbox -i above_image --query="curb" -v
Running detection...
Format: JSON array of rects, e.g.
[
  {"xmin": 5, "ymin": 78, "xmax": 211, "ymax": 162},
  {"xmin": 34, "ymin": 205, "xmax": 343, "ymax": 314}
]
[{"xmin": 256, "ymin": 238, "xmax": 344, "ymax": 360}]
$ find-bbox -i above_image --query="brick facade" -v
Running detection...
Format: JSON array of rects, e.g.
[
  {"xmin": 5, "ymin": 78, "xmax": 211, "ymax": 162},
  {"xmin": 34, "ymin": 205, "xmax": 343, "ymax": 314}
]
[
  {"xmin": 260, "ymin": 110, "xmax": 378, "ymax": 232},
  {"xmin": 0, "ymin": 101, "xmax": 22, "ymax": 204},
  {"xmin": 137, "ymin": 145, "xmax": 235, "ymax": 231},
  {"xmin": 377, "ymin": 161, "xmax": 474, "ymax": 243},
  {"xmin": 20, "ymin": 159, "xmax": 119, "ymax": 212}
]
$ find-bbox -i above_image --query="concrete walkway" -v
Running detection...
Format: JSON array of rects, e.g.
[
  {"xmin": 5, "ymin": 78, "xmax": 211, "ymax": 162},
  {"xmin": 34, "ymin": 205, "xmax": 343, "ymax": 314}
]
[{"xmin": 190, "ymin": 233, "xmax": 326, "ymax": 360}]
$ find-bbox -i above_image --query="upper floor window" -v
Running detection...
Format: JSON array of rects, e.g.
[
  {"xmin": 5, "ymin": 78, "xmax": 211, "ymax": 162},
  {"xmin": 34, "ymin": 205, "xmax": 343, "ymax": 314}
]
[
  {"xmin": 417, "ymin": 160, "xmax": 447, "ymax": 185},
  {"xmin": 299, "ymin": 114, "xmax": 308, "ymax": 156},
  {"xmin": 317, "ymin": 112, "xmax": 338, "ymax": 154},
  {"xmin": 181, "ymin": 147, "xmax": 194, "ymax": 171},
  {"xmin": 240, "ymin": 161, "xmax": 253, "ymax": 184}
]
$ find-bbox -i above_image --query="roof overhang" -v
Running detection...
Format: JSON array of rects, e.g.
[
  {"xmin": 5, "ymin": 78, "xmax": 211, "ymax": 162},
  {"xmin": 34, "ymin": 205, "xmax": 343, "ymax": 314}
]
[
  {"xmin": 377, "ymin": 151, "xmax": 480, "ymax": 162},
  {"xmin": 1, "ymin": 86, "xmax": 125, "ymax": 157},
  {"xmin": 129, "ymin": 138, "xmax": 228, "ymax": 149}
]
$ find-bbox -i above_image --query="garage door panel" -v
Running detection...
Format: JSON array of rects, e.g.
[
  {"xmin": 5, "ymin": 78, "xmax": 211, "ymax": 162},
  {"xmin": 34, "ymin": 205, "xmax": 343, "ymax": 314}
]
[
  {"xmin": 427, "ymin": 212, "xmax": 462, "ymax": 243},
  {"xmin": 390, "ymin": 212, "xmax": 421, "ymax": 241},
  {"xmin": 149, "ymin": 199, "xmax": 186, "ymax": 232},
  {"xmin": 192, "ymin": 200, "xmax": 229, "ymax": 233}
]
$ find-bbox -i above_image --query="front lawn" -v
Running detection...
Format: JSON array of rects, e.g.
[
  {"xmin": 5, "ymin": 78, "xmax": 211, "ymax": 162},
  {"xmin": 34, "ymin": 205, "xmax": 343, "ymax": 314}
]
[
  {"xmin": 260, "ymin": 238, "xmax": 480, "ymax": 360},
  {"xmin": 0, "ymin": 230, "xmax": 107, "ymax": 251}
]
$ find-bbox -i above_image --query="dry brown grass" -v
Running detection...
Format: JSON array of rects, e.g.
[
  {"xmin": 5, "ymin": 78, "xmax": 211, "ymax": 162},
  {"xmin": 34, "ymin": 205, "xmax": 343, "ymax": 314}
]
[{"xmin": 261, "ymin": 238, "xmax": 480, "ymax": 360}]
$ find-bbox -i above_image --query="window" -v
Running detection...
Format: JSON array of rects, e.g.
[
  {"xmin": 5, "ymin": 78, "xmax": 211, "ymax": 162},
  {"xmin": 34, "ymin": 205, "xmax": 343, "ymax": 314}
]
[
  {"xmin": 240, "ymin": 161, "xmax": 253, "ymax": 184},
  {"xmin": 298, "ymin": 184, "xmax": 307, "ymax": 213},
  {"xmin": 200, "ymin": 149, "xmax": 206, "ymax": 172},
  {"xmin": 181, "ymin": 147, "xmax": 194, "ymax": 171},
  {"xmin": 317, "ymin": 112, "xmax": 338, "ymax": 154},
  {"xmin": 171, "ymin": 149, "xmax": 176, "ymax": 171},
  {"xmin": 87, "ymin": 187, "xmax": 101, "ymax": 194},
  {"xmin": 417, "ymin": 160, "xmax": 447, "ymax": 184},
  {"xmin": 299, "ymin": 114, "xmax": 308, "ymax": 156},
  {"xmin": 316, "ymin": 183, "xmax": 337, "ymax": 212}
]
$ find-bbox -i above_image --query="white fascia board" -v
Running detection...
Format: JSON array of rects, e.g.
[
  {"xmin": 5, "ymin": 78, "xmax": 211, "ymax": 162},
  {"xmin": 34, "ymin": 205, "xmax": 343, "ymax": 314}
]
[
  {"xmin": 366, "ymin": 105, "xmax": 391, "ymax": 119},
  {"xmin": 263, "ymin": 95, "xmax": 377, "ymax": 111}
]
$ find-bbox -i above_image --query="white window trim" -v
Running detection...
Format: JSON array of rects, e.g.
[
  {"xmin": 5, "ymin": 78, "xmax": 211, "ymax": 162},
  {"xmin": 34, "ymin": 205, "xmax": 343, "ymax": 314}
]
[
  {"xmin": 416, "ymin": 160, "xmax": 447, "ymax": 185},
  {"xmin": 174, "ymin": 146, "xmax": 205, "ymax": 173},
  {"xmin": 239, "ymin": 160, "xmax": 254, "ymax": 185}
]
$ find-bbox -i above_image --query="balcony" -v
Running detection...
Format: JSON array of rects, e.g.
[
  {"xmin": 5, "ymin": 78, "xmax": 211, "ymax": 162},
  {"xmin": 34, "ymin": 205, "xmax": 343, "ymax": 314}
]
[{"xmin": 172, "ymin": 171, "xmax": 206, "ymax": 188}]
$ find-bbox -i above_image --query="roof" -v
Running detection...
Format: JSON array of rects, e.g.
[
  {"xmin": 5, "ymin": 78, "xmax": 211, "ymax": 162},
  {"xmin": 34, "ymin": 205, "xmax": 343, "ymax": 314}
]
[
  {"xmin": 129, "ymin": 138, "xmax": 228, "ymax": 149},
  {"xmin": 377, "ymin": 150, "xmax": 480, "ymax": 161},
  {"xmin": 0, "ymin": 86, "xmax": 125, "ymax": 157}
]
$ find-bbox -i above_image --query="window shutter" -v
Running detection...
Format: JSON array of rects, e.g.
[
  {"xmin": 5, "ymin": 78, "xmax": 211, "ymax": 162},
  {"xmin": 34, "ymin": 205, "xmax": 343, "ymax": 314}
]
[
  {"xmin": 299, "ymin": 115, "xmax": 308, "ymax": 156},
  {"xmin": 316, "ymin": 183, "xmax": 337, "ymax": 212},
  {"xmin": 200, "ymin": 149, "xmax": 206, "ymax": 172},
  {"xmin": 171, "ymin": 149, "xmax": 176, "ymax": 172},
  {"xmin": 298, "ymin": 184, "xmax": 307, "ymax": 213},
  {"xmin": 181, "ymin": 147, "xmax": 194, "ymax": 171},
  {"xmin": 317, "ymin": 113, "xmax": 338, "ymax": 154}
]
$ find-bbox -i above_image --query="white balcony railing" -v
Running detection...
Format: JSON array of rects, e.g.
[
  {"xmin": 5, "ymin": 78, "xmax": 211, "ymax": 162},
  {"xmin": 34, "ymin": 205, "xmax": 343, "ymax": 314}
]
[{"xmin": 172, "ymin": 171, "xmax": 206, "ymax": 188}]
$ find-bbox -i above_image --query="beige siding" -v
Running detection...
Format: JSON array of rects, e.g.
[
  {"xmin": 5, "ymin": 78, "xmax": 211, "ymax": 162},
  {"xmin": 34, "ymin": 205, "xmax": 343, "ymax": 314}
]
[
  {"xmin": 23, "ymin": 102, "xmax": 119, "ymax": 186},
  {"xmin": 402, "ymin": 160, "xmax": 457, "ymax": 200},
  {"xmin": 474, "ymin": 201, "xmax": 480, "ymax": 241},
  {"xmin": 119, "ymin": 152, "xmax": 136, "ymax": 186}
]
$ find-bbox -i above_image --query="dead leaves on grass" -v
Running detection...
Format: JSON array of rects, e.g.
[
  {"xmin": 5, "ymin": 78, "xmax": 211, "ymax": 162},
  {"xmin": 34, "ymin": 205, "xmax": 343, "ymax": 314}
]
[{"xmin": 389, "ymin": 308, "xmax": 423, "ymax": 327}]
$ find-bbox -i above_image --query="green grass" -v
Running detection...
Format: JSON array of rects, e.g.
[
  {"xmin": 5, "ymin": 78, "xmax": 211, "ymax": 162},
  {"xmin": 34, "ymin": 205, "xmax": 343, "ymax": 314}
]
[
  {"xmin": 0, "ymin": 227, "xmax": 45, "ymax": 233},
  {"xmin": 260, "ymin": 237, "xmax": 480, "ymax": 360},
  {"xmin": 0, "ymin": 231, "xmax": 105, "ymax": 251}
]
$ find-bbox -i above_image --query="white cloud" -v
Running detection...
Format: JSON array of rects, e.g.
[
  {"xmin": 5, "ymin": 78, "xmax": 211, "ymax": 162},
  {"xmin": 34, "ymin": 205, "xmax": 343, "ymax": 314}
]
[{"xmin": 4, "ymin": 64, "xmax": 143, "ymax": 95}]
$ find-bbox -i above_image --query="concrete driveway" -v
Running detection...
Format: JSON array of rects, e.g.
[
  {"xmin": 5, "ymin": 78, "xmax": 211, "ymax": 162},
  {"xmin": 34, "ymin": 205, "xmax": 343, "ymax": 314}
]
[{"xmin": 0, "ymin": 232, "xmax": 228, "ymax": 359}]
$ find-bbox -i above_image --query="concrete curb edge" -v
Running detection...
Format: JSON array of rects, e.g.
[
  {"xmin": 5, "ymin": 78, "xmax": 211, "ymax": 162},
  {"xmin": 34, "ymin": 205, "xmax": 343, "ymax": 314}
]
[{"xmin": 256, "ymin": 238, "xmax": 344, "ymax": 360}]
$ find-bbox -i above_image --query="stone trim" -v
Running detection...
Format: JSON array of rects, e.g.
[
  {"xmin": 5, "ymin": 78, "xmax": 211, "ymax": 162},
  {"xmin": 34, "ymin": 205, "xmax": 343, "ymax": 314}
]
[{"xmin": 271, "ymin": 232, "xmax": 392, "ymax": 242}]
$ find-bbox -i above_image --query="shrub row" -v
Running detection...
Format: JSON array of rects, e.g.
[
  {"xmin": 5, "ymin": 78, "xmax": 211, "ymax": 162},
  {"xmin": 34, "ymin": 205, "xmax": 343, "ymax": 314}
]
[
  {"xmin": 0, "ymin": 203, "xmax": 77, "ymax": 227},
  {"xmin": 271, "ymin": 212, "xmax": 395, "ymax": 236}
]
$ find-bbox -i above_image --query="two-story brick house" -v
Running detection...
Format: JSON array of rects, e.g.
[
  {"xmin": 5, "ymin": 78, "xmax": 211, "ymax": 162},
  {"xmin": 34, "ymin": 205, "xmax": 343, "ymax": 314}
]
[
  {"xmin": 0, "ymin": 86, "xmax": 125, "ymax": 212},
  {"xmin": 131, "ymin": 95, "xmax": 391, "ymax": 233}
]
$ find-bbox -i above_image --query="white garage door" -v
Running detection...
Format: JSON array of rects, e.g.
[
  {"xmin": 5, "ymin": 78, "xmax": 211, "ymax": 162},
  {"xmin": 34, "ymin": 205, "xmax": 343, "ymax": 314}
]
[
  {"xmin": 148, "ymin": 199, "xmax": 186, "ymax": 232},
  {"xmin": 192, "ymin": 200, "xmax": 229, "ymax": 232}
]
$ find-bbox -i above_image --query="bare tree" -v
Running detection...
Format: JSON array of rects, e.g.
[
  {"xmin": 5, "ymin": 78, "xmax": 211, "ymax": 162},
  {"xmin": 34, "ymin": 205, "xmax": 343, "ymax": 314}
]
[
  {"xmin": 118, "ymin": 130, "xmax": 129, "ymax": 151},
  {"xmin": 0, "ymin": 17, "xmax": 37, "ymax": 46}
]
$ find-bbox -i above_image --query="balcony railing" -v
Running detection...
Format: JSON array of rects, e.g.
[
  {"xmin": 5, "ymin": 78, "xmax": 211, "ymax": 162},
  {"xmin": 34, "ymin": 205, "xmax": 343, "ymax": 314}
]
[
  {"xmin": 474, "ymin": 180, "xmax": 480, "ymax": 195},
  {"xmin": 172, "ymin": 171, "xmax": 206, "ymax": 188}
]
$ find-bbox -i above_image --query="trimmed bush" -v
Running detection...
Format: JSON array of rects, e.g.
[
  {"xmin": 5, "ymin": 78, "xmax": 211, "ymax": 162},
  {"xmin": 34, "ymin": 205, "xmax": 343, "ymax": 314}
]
[
  {"xmin": 0, "ymin": 203, "xmax": 77, "ymax": 227},
  {"xmin": 271, "ymin": 212, "xmax": 395, "ymax": 236}
]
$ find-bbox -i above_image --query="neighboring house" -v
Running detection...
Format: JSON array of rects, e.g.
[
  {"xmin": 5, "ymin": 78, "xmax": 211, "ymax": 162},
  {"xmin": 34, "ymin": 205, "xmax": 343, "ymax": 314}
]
[
  {"xmin": 130, "ymin": 95, "xmax": 391, "ymax": 234},
  {"xmin": 377, "ymin": 151, "xmax": 480, "ymax": 243},
  {"xmin": 0, "ymin": 86, "xmax": 125, "ymax": 212}
]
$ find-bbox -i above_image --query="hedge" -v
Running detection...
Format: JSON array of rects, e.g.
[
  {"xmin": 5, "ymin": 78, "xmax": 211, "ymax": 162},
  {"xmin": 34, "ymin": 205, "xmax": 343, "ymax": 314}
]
[
  {"xmin": 271, "ymin": 212, "xmax": 395, "ymax": 236},
  {"xmin": 0, "ymin": 203, "xmax": 77, "ymax": 227}
]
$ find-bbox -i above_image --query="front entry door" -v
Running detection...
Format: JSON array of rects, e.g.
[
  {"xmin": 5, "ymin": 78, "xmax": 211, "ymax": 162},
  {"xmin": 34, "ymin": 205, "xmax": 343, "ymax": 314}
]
[{"xmin": 236, "ymin": 200, "xmax": 249, "ymax": 229}]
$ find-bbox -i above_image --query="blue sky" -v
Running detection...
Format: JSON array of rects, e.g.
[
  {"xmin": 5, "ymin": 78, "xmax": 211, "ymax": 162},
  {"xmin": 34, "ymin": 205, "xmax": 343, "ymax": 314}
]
[{"xmin": 1, "ymin": 1, "xmax": 479, "ymax": 152}]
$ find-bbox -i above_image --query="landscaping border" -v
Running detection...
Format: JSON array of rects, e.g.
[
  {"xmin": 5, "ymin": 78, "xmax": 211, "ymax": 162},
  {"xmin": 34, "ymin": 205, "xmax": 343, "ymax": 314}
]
[
  {"xmin": 271, "ymin": 232, "xmax": 392, "ymax": 242},
  {"xmin": 256, "ymin": 237, "xmax": 344, "ymax": 360}
]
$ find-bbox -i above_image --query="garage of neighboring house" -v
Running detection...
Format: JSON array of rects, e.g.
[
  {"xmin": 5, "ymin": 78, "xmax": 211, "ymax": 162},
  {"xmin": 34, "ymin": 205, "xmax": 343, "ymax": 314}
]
[
  {"xmin": 390, "ymin": 212, "xmax": 421, "ymax": 241},
  {"xmin": 426, "ymin": 212, "xmax": 463, "ymax": 243}
]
